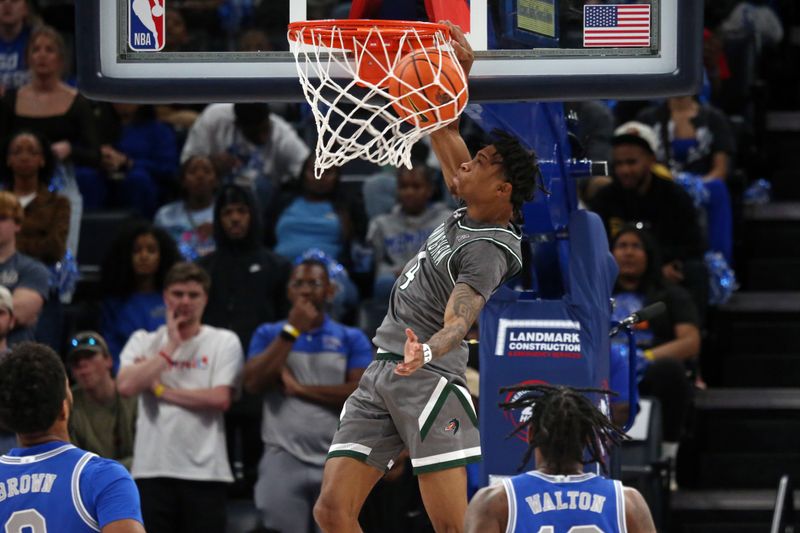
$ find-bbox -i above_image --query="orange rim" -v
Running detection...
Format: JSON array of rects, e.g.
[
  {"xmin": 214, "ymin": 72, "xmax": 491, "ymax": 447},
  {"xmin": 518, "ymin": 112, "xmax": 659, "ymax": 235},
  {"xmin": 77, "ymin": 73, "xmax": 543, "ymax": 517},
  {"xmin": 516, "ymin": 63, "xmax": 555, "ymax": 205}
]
[{"xmin": 287, "ymin": 19, "xmax": 450, "ymax": 51}]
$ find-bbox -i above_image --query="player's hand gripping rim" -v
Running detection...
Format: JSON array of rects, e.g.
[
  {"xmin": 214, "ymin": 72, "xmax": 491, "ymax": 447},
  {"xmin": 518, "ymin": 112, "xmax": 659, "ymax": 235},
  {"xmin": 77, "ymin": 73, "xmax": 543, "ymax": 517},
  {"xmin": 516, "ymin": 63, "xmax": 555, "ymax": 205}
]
[
  {"xmin": 440, "ymin": 20, "xmax": 474, "ymax": 78},
  {"xmin": 395, "ymin": 328, "xmax": 432, "ymax": 376}
]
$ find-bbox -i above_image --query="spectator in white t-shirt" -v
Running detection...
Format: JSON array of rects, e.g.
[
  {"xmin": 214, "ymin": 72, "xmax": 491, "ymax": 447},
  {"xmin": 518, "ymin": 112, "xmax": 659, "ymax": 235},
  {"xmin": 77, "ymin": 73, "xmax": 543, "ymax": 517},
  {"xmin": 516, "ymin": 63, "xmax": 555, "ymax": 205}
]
[
  {"xmin": 180, "ymin": 103, "xmax": 309, "ymax": 215},
  {"xmin": 117, "ymin": 261, "xmax": 243, "ymax": 533}
]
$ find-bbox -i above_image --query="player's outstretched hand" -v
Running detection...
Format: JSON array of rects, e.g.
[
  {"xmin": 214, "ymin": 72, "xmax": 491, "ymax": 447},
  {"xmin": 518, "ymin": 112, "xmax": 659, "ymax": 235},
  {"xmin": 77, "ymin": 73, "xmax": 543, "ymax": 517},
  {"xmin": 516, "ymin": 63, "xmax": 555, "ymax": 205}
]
[
  {"xmin": 441, "ymin": 20, "xmax": 474, "ymax": 77},
  {"xmin": 395, "ymin": 328, "xmax": 424, "ymax": 376}
]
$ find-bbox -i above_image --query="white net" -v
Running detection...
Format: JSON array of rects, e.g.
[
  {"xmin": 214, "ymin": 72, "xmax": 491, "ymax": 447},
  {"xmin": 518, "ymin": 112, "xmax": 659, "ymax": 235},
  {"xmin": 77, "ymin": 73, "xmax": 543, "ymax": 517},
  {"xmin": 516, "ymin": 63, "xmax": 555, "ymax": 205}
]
[{"xmin": 288, "ymin": 21, "xmax": 468, "ymax": 178}]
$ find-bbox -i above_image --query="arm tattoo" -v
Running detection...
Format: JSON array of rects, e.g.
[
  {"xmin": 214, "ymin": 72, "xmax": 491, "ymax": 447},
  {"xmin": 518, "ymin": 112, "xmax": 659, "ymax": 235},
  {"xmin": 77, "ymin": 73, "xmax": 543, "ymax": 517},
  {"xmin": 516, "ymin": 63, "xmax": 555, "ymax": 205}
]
[{"xmin": 426, "ymin": 283, "xmax": 485, "ymax": 359}]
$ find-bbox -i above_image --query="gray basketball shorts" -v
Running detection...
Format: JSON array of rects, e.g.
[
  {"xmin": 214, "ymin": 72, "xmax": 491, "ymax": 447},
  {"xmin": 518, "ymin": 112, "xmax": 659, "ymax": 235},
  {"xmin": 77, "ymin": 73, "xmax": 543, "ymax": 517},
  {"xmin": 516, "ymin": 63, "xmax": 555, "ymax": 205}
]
[{"xmin": 327, "ymin": 352, "xmax": 480, "ymax": 475}]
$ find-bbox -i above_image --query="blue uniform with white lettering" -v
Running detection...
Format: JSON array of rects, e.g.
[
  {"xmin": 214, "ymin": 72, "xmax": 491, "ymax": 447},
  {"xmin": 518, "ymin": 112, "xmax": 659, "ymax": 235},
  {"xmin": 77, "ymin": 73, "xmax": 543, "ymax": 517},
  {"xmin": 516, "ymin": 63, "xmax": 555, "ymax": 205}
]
[
  {"xmin": 502, "ymin": 471, "xmax": 626, "ymax": 533},
  {"xmin": 0, "ymin": 441, "xmax": 143, "ymax": 532}
]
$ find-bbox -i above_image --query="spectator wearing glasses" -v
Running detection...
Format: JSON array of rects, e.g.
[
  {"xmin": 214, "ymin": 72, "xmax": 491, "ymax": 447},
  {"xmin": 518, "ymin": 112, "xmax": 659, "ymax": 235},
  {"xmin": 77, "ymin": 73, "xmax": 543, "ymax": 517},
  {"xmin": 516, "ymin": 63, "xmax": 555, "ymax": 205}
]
[
  {"xmin": 0, "ymin": 191, "xmax": 48, "ymax": 345},
  {"xmin": 243, "ymin": 258, "xmax": 372, "ymax": 533},
  {"xmin": 67, "ymin": 331, "xmax": 137, "ymax": 470},
  {"xmin": 1, "ymin": 129, "xmax": 71, "ymax": 350},
  {"xmin": 1, "ymin": 129, "xmax": 70, "ymax": 267},
  {"xmin": 116, "ymin": 262, "xmax": 243, "ymax": 533}
]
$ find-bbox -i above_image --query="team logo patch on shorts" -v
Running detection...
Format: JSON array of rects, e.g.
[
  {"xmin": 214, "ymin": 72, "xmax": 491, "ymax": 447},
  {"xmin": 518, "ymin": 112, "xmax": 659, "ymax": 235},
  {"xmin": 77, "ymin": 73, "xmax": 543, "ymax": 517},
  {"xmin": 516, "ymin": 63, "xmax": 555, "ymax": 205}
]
[{"xmin": 444, "ymin": 418, "xmax": 460, "ymax": 434}]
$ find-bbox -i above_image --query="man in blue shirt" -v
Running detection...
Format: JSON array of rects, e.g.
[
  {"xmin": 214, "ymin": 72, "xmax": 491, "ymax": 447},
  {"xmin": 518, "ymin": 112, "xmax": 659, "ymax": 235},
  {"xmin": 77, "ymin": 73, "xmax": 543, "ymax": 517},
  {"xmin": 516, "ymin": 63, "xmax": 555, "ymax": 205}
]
[
  {"xmin": 0, "ymin": 342, "xmax": 144, "ymax": 533},
  {"xmin": 244, "ymin": 258, "xmax": 373, "ymax": 533},
  {"xmin": 464, "ymin": 384, "xmax": 656, "ymax": 533}
]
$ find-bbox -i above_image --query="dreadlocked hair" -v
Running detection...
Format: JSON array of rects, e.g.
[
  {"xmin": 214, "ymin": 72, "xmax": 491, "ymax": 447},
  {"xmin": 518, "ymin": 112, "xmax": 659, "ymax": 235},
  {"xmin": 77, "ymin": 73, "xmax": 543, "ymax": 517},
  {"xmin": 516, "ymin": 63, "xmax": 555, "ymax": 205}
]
[
  {"xmin": 499, "ymin": 384, "xmax": 628, "ymax": 474},
  {"xmin": 490, "ymin": 129, "xmax": 541, "ymax": 222}
]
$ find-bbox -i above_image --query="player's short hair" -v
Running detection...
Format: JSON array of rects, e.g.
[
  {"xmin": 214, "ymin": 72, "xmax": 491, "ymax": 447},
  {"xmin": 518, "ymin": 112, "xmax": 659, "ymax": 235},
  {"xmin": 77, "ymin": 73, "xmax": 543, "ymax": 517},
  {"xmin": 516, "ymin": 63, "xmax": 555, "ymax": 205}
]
[
  {"xmin": 490, "ymin": 130, "xmax": 541, "ymax": 220},
  {"xmin": 0, "ymin": 342, "xmax": 67, "ymax": 435},
  {"xmin": 164, "ymin": 261, "xmax": 211, "ymax": 294},
  {"xmin": 500, "ymin": 384, "xmax": 628, "ymax": 473}
]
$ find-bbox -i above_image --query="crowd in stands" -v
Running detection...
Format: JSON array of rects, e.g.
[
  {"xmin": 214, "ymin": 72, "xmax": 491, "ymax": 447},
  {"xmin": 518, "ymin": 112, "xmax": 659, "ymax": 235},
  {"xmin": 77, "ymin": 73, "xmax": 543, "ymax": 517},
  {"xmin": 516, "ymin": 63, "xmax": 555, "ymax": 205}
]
[{"xmin": 0, "ymin": 0, "xmax": 789, "ymax": 530}]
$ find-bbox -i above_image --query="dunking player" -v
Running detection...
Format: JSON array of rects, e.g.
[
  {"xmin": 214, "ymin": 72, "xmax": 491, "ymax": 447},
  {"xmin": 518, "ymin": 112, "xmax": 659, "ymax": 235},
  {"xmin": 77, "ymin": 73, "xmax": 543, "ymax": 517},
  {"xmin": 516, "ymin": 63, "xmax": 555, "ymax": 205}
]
[
  {"xmin": 0, "ymin": 343, "xmax": 145, "ymax": 533},
  {"xmin": 314, "ymin": 22, "xmax": 540, "ymax": 533},
  {"xmin": 465, "ymin": 385, "xmax": 656, "ymax": 533}
]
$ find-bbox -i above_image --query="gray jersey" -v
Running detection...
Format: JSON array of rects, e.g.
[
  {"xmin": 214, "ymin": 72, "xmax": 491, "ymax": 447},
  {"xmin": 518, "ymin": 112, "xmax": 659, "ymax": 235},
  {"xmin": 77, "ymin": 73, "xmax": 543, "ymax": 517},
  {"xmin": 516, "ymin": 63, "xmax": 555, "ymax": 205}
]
[{"xmin": 373, "ymin": 207, "xmax": 523, "ymax": 377}]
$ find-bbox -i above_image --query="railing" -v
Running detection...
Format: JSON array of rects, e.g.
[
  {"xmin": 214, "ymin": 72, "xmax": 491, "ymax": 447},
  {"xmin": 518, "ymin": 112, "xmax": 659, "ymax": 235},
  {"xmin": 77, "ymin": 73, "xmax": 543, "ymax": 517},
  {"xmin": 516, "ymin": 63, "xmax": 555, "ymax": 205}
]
[{"xmin": 770, "ymin": 475, "xmax": 796, "ymax": 533}]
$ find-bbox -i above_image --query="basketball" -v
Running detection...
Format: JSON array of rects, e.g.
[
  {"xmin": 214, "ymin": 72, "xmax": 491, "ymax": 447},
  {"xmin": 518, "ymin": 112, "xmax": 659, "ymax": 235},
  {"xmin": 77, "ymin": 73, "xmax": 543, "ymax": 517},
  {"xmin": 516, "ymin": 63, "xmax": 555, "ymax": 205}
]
[{"xmin": 388, "ymin": 49, "xmax": 467, "ymax": 127}]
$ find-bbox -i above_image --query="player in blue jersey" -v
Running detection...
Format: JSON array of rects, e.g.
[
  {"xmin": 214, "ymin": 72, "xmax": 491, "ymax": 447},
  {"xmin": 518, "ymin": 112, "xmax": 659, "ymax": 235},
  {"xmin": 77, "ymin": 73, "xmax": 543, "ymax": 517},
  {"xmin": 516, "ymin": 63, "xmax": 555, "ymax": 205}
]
[
  {"xmin": 465, "ymin": 385, "xmax": 656, "ymax": 533},
  {"xmin": 0, "ymin": 342, "xmax": 145, "ymax": 533}
]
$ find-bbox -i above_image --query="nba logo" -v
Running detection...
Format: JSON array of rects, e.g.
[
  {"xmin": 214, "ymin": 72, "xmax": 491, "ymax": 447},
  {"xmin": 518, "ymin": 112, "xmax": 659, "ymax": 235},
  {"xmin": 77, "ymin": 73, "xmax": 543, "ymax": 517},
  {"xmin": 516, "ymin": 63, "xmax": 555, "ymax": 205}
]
[{"xmin": 129, "ymin": 0, "xmax": 165, "ymax": 51}]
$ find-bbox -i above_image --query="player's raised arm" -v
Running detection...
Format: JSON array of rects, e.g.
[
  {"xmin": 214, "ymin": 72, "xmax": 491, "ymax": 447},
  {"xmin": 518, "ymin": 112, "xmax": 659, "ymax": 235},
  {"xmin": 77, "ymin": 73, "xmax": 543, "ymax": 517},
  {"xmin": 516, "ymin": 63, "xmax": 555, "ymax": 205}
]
[
  {"xmin": 430, "ymin": 21, "xmax": 474, "ymax": 198},
  {"xmin": 395, "ymin": 282, "xmax": 484, "ymax": 376}
]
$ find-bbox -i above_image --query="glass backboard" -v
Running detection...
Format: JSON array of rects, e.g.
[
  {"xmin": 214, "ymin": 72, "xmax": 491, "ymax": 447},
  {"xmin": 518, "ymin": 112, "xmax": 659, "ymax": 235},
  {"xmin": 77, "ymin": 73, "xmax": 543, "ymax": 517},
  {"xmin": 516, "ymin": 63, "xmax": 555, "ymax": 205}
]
[{"xmin": 76, "ymin": 0, "xmax": 703, "ymax": 103}]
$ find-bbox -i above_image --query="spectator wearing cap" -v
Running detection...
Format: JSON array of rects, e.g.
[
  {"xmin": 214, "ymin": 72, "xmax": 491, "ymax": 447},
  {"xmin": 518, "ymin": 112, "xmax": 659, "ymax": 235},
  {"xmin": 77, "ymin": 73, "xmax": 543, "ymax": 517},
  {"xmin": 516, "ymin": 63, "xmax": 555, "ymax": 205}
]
[
  {"xmin": 587, "ymin": 122, "xmax": 709, "ymax": 319},
  {"xmin": 180, "ymin": 102, "xmax": 309, "ymax": 214},
  {"xmin": 0, "ymin": 286, "xmax": 17, "ymax": 454},
  {"xmin": 0, "ymin": 191, "xmax": 49, "ymax": 345},
  {"xmin": 637, "ymin": 96, "xmax": 736, "ymax": 181},
  {"xmin": 67, "ymin": 331, "xmax": 137, "ymax": 470}
]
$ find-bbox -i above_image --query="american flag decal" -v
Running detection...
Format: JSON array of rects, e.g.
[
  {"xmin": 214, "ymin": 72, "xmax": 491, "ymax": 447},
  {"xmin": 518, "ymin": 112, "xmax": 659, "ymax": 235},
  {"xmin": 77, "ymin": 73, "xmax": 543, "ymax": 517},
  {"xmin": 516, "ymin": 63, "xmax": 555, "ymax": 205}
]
[{"xmin": 583, "ymin": 4, "xmax": 651, "ymax": 48}]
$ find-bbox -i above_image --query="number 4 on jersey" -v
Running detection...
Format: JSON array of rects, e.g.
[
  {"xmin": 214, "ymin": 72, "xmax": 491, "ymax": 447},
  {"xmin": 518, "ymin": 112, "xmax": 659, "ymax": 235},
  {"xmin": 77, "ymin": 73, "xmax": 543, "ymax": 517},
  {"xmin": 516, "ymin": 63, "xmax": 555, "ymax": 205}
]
[{"xmin": 399, "ymin": 251, "xmax": 426, "ymax": 290}]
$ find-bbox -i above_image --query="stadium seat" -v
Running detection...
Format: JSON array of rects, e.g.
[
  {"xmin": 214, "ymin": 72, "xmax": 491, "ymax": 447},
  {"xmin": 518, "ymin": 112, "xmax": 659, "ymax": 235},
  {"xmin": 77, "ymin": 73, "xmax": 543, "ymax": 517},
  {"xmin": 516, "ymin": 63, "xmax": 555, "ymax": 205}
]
[
  {"xmin": 620, "ymin": 397, "xmax": 669, "ymax": 530},
  {"xmin": 76, "ymin": 209, "xmax": 138, "ymax": 276}
]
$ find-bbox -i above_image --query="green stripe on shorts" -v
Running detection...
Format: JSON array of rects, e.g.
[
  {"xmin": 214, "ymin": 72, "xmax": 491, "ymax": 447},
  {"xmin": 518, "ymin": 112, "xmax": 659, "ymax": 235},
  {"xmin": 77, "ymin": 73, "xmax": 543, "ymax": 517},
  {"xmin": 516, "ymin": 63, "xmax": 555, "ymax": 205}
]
[
  {"xmin": 327, "ymin": 450, "xmax": 369, "ymax": 462},
  {"xmin": 419, "ymin": 382, "xmax": 478, "ymax": 441},
  {"xmin": 376, "ymin": 352, "xmax": 403, "ymax": 361},
  {"xmin": 412, "ymin": 454, "xmax": 482, "ymax": 475}
]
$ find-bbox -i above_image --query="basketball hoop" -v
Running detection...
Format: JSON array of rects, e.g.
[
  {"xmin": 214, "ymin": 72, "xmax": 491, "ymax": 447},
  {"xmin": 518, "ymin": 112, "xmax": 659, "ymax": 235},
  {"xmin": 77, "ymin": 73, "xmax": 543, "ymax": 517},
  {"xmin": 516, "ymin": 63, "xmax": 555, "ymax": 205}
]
[{"xmin": 287, "ymin": 19, "xmax": 468, "ymax": 178}]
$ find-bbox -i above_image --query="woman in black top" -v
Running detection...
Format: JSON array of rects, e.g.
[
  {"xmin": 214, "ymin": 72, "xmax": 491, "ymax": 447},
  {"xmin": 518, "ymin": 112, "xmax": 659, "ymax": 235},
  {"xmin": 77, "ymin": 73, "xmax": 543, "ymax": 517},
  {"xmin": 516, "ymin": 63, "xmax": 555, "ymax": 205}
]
[
  {"xmin": 0, "ymin": 25, "xmax": 100, "ymax": 262},
  {"xmin": 0, "ymin": 25, "xmax": 100, "ymax": 169}
]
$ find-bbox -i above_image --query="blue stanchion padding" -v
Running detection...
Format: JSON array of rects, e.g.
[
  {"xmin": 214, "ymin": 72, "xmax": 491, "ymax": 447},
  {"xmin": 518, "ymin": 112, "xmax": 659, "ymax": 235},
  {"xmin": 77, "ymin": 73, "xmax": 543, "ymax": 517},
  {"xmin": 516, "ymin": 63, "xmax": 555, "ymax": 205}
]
[
  {"xmin": 704, "ymin": 178, "xmax": 734, "ymax": 265},
  {"xmin": 478, "ymin": 210, "xmax": 617, "ymax": 485},
  {"xmin": 466, "ymin": 102, "xmax": 577, "ymax": 298}
]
